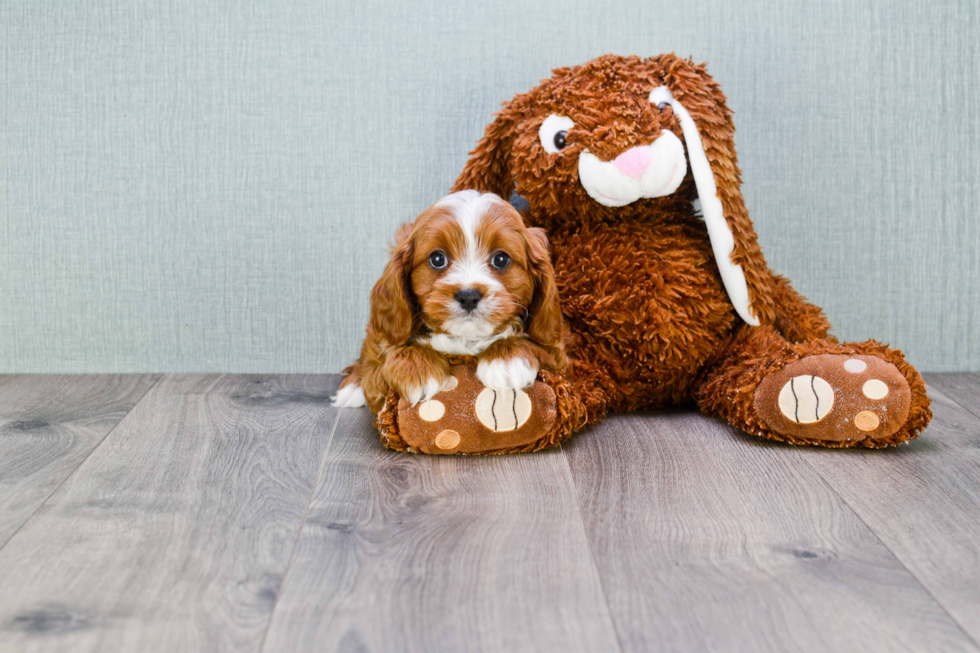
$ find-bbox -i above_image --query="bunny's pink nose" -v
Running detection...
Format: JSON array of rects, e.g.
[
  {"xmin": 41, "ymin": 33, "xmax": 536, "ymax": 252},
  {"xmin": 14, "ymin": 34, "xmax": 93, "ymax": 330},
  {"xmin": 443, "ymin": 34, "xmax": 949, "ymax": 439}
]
[{"xmin": 613, "ymin": 146, "xmax": 653, "ymax": 180}]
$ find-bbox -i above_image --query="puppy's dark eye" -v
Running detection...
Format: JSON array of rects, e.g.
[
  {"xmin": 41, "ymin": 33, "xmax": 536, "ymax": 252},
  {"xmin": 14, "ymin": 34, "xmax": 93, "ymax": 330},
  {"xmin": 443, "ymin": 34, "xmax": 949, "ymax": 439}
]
[
  {"xmin": 490, "ymin": 252, "xmax": 511, "ymax": 270},
  {"xmin": 553, "ymin": 131, "xmax": 567, "ymax": 150},
  {"xmin": 428, "ymin": 251, "xmax": 448, "ymax": 270}
]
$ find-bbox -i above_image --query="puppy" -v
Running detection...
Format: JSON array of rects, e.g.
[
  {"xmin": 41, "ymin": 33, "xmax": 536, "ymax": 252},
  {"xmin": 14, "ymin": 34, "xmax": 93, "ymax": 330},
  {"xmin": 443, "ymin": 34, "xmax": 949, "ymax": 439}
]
[{"xmin": 333, "ymin": 190, "xmax": 567, "ymax": 413}]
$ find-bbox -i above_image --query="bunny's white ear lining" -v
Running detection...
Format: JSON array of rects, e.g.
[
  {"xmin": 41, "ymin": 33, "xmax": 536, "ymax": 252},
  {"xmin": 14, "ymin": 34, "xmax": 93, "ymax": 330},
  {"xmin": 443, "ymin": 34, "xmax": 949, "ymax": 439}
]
[{"xmin": 648, "ymin": 87, "xmax": 760, "ymax": 326}]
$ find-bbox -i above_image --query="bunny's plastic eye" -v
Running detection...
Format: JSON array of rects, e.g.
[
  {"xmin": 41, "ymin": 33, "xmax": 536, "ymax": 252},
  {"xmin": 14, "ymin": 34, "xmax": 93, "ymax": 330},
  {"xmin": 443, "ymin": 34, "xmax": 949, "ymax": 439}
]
[
  {"xmin": 490, "ymin": 252, "xmax": 511, "ymax": 270},
  {"xmin": 539, "ymin": 114, "xmax": 575, "ymax": 154},
  {"xmin": 429, "ymin": 251, "xmax": 448, "ymax": 270},
  {"xmin": 657, "ymin": 102, "xmax": 669, "ymax": 110}
]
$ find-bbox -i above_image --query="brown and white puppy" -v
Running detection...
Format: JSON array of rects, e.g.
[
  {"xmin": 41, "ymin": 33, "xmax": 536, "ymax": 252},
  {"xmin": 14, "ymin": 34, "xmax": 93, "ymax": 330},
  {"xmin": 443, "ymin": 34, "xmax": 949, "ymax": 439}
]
[{"xmin": 333, "ymin": 190, "xmax": 567, "ymax": 414}]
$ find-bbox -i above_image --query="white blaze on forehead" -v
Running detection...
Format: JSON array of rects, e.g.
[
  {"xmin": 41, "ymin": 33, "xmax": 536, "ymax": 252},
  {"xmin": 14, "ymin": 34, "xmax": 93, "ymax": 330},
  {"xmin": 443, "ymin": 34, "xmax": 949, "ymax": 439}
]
[
  {"xmin": 433, "ymin": 190, "xmax": 504, "ymax": 292},
  {"xmin": 434, "ymin": 189, "xmax": 498, "ymax": 255}
]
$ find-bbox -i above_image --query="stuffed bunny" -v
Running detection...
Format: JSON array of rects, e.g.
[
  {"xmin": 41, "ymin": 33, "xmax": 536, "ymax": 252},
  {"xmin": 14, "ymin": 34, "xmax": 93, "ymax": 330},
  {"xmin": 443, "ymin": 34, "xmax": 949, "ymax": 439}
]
[{"xmin": 378, "ymin": 53, "xmax": 931, "ymax": 453}]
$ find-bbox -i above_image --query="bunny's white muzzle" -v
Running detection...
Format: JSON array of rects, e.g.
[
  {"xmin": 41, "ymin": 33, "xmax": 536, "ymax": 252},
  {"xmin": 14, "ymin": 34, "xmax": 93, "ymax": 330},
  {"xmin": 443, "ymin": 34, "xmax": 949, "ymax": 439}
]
[
  {"xmin": 572, "ymin": 86, "xmax": 760, "ymax": 327},
  {"xmin": 577, "ymin": 131, "xmax": 687, "ymax": 208}
]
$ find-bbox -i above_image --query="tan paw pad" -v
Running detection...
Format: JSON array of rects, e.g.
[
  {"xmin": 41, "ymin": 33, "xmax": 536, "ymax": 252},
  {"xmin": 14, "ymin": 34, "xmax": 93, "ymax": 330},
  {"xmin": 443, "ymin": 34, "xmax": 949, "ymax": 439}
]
[
  {"xmin": 777, "ymin": 375, "xmax": 834, "ymax": 424},
  {"xmin": 854, "ymin": 411, "xmax": 880, "ymax": 432},
  {"xmin": 862, "ymin": 379, "xmax": 889, "ymax": 400},
  {"xmin": 475, "ymin": 388, "xmax": 532, "ymax": 432},
  {"xmin": 441, "ymin": 376, "xmax": 459, "ymax": 392},
  {"xmin": 417, "ymin": 399, "xmax": 445, "ymax": 422},
  {"xmin": 434, "ymin": 429, "xmax": 461, "ymax": 450},
  {"xmin": 843, "ymin": 358, "xmax": 867, "ymax": 373}
]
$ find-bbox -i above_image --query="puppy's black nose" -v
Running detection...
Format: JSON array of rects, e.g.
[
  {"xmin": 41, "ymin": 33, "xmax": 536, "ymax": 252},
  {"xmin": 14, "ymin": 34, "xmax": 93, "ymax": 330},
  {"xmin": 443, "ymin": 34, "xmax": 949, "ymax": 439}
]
[{"xmin": 455, "ymin": 289, "xmax": 483, "ymax": 313}]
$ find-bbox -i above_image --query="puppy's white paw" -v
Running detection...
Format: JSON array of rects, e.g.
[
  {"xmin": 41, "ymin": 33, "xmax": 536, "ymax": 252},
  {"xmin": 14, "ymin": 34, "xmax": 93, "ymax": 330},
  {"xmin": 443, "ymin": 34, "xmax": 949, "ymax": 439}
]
[
  {"xmin": 477, "ymin": 357, "xmax": 538, "ymax": 391},
  {"xmin": 331, "ymin": 383, "xmax": 366, "ymax": 408},
  {"xmin": 401, "ymin": 377, "xmax": 445, "ymax": 406}
]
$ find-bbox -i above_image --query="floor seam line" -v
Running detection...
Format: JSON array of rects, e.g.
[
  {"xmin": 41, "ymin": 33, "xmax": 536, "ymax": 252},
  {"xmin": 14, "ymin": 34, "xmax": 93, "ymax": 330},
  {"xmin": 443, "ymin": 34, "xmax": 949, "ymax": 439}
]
[
  {"xmin": 257, "ymin": 404, "xmax": 344, "ymax": 653},
  {"xmin": 0, "ymin": 373, "xmax": 163, "ymax": 552},
  {"xmin": 559, "ymin": 442, "xmax": 627, "ymax": 653},
  {"xmin": 793, "ymin": 449, "xmax": 980, "ymax": 651}
]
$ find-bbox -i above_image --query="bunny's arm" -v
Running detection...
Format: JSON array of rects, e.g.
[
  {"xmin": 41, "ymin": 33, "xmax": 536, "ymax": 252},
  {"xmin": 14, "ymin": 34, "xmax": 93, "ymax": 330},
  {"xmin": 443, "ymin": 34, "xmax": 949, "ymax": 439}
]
[{"xmin": 768, "ymin": 272, "xmax": 833, "ymax": 343}]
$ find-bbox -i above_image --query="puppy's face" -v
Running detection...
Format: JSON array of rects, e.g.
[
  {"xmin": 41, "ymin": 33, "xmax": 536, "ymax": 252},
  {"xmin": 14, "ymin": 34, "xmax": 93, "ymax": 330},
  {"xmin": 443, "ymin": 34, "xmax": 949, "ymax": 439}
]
[{"xmin": 410, "ymin": 191, "xmax": 535, "ymax": 341}]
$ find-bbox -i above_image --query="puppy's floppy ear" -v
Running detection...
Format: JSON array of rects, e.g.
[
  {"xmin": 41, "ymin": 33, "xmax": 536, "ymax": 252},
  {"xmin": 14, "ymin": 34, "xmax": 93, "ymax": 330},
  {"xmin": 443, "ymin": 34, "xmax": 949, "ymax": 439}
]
[
  {"xmin": 369, "ymin": 223, "xmax": 416, "ymax": 346},
  {"xmin": 452, "ymin": 104, "xmax": 519, "ymax": 197},
  {"xmin": 524, "ymin": 227, "xmax": 564, "ymax": 349},
  {"xmin": 649, "ymin": 54, "xmax": 775, "ymax": 327}
]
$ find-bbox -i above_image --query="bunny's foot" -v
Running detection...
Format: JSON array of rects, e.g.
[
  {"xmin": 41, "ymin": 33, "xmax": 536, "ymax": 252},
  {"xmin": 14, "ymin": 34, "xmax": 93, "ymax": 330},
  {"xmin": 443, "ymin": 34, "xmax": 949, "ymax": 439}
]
[
  {"xmin": 754, "ymin": 354, "xmax": 916, "ymax": 446},
  {"xmin": 698, "ymin": 326, "xmax": 932, "ymax": 448},
  {"xmin": 376, "ymin": 360, "xmax": 579, "ymax": 455}
]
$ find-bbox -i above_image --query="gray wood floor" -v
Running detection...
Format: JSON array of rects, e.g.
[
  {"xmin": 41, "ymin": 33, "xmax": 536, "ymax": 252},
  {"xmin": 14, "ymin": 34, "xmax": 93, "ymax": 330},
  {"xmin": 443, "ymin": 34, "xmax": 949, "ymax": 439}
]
[{"xmin": 0, "ymin": 374, "xmax": 978, "ymax": 653}]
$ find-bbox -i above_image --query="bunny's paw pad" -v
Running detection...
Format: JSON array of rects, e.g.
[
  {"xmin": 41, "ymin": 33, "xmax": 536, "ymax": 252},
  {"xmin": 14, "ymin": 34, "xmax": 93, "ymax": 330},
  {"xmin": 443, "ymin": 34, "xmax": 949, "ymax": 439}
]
[
  {"xmin": 754, "ymin": 354, "xmax": 912, "ymax": 446},
  {"xmin": 390, "ymin": 363, "xmax": 556, "ymax": 455}
]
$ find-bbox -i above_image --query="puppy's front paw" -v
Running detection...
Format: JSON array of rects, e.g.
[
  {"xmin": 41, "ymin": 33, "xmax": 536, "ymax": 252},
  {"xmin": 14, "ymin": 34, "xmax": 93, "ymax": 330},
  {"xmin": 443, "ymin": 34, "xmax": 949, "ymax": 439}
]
[
  {"xmin": 477, "ymin": 356, "xmax": 539, "ymax": 391},
  {"xmin": 381, "ymin": 344, "xmax": 451, "ymax": 406},
  {"xmin": 395, "ymin": 376, "xmax": 446, "ymax": 406},
  {"xmin": 331, "ymin": 382, "xmax": 367, "ymax": 408}
]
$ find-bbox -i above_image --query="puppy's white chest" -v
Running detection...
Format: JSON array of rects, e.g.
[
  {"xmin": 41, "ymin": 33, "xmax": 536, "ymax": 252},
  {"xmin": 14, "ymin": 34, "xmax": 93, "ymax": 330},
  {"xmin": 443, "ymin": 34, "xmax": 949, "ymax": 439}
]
[{"xmin": 422, "ymin": 328, "xmax": 516, "ymax": 356}]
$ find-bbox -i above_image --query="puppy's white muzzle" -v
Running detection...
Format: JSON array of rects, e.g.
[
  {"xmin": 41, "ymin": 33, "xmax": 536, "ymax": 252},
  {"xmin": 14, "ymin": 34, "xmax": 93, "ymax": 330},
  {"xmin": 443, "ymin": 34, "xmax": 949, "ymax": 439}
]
[{"xmin": 577, "ymin": 131, "xmax": 687, "ymax": 208}]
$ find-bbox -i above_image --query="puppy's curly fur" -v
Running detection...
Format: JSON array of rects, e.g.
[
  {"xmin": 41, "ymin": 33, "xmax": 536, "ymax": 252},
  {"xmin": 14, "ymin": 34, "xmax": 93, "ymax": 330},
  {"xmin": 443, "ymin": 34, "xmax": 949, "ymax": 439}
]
[{"xmin": 336, "ymin": 191, "xmax": 567, "ymax": 414}]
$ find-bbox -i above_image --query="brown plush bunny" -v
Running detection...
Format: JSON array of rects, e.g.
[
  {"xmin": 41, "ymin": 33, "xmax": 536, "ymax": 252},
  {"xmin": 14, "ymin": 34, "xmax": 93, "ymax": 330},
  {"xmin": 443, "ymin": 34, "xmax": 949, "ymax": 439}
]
[{"xmin": 379, "ymin": 53, "xmax": 931, "ymax": 453}]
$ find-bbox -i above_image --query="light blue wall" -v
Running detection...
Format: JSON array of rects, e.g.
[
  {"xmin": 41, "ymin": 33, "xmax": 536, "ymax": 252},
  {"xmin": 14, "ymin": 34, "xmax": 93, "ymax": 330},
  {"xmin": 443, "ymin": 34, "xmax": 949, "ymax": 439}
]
[{"xmin": 1, "ymin": 0, "xmax": 977, "ymax": 372}]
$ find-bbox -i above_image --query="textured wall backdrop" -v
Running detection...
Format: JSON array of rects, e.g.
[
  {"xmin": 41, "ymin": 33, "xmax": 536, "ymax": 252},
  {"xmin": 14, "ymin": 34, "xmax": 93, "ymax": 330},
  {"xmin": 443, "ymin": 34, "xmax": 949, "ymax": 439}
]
[{"xmin": 1, "ymin": 0, "xmax": 977, "ymax": 373}]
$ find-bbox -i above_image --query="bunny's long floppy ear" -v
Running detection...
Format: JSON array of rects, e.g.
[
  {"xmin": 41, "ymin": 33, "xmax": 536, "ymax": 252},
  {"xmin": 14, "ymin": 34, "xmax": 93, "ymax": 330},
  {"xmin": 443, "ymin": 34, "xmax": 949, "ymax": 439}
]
[
  {"xmin": 452, "ymin": 107, "xmax": 517, "ymax": 197},
  {"xmin": 650, "ymin": 56, "xmax": 775, "ymax": 327}
]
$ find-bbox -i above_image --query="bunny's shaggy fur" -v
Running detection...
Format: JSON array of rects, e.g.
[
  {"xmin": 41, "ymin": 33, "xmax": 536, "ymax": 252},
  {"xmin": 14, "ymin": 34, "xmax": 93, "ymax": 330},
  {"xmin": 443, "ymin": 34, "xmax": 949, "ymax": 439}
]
[{"xmin": 378, "ymin": 54, "xmax": 932, "ymax": 452}]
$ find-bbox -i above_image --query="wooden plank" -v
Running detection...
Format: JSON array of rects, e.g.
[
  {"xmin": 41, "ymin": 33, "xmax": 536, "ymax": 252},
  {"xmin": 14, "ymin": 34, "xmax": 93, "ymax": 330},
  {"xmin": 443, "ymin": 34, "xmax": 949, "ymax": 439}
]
[
  {"xmin": 794, "ymin": 375, "xmax": 980, "ymax": 645},
  {"xmin": 262, "ymin": 407, "xmax": 621, "ymax": 653},
  {"xmin": 926, "ymin": 373, "xmax": 980, "ymax": 419},
  {"xmin": 0, "ymin": 375, "xmax": 159, "ymax": 547},
  {"xmin": 564, "ymin": 410, "xmax": 977, "ymax": 653},
  {"xmin": 0, "ymin": 374, "xmax": 341, "ymax": 653}
]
